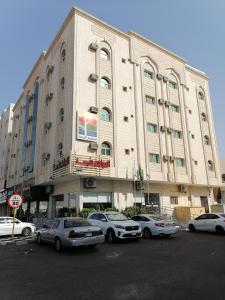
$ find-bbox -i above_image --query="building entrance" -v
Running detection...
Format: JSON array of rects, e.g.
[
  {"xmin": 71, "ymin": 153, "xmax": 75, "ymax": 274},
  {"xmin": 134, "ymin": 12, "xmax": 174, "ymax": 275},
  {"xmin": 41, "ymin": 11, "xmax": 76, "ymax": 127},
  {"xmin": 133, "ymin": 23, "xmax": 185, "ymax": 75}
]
[{"xmin": 144, "ymin": 193, "xmax": 160, "ymax": 214}]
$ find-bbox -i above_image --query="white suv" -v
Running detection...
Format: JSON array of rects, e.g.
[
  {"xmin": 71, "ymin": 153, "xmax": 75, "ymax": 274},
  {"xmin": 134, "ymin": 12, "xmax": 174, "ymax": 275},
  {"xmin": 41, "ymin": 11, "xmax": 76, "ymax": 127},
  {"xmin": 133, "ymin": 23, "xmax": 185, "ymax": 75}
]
[{"xmin": 88, "ymin": 211, "xmax": 142, "ymax": 242}]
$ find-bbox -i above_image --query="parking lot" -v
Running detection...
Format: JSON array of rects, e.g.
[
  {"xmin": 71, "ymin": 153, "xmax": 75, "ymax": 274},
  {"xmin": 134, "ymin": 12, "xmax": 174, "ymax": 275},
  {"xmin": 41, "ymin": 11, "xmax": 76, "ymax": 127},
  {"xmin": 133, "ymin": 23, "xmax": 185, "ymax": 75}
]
[{"xmin": 1, "ymin": 231, "xmax": 225, "ymax": 300}]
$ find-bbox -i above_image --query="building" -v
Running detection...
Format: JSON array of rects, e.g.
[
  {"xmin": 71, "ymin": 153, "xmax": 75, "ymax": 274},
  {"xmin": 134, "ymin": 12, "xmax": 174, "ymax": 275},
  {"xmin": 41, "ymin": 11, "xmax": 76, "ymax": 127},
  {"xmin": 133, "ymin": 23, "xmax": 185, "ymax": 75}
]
[
  {"xmin": 220, "ymin": 159, "xmax": 225, "ymax": 203},
  {"xmin": 0, "ymin": 104, "xmax": 14, "ymax": 215},
  {"xmin": 0, "ymin": 7, "xmax": 221, "ymax": 219}
]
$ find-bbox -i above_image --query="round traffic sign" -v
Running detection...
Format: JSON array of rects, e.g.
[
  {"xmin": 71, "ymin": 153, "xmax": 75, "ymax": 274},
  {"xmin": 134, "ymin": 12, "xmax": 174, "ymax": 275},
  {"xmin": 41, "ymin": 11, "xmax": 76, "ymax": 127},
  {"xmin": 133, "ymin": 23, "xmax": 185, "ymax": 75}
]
[{"xmin": 8, "ymin": 194, "xmax": 23, "ymax": 208}]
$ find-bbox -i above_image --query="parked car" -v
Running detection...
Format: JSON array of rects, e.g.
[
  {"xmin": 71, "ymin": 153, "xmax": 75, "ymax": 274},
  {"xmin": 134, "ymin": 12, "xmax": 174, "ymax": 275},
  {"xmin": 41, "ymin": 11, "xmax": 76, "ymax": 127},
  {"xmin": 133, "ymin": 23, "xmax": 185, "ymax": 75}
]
[
  {"xmin": 88, "ymin": 211, "xmax": 142, "ymax": 242},
  {"xmin": 37, "ymin": 217, "xmax": 105, "ymax": 252},
  {"xmin": 188, "ymin": 213, "xmax": 225, "ymax": 234},
  {"xmin": 131, "ymin": 214, "xmax": 177, "ymax": 238},
  {"xmin": 0, "ymin": 217, "xmax": 36, "ymax": 237}
]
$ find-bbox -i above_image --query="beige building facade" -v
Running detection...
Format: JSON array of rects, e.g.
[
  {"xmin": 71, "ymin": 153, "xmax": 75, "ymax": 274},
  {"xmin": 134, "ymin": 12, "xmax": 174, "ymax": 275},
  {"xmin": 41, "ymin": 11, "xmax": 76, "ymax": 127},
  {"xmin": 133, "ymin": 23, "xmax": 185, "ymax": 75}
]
[{"xmin": 0, "ymin": 8, "xmax": 221, "ymax": 219}]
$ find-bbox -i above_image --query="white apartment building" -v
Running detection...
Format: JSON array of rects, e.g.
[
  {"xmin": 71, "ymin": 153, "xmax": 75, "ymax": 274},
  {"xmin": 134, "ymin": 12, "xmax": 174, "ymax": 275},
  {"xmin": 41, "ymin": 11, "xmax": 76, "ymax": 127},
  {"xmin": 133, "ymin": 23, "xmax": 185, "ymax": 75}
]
[
  {"xmin": 0, "ymin": 104, "xmax": 14, "ymax": 215},
  {"xmin": 0, "ymin": 8, "xmax": 221, "ymax": 219}
]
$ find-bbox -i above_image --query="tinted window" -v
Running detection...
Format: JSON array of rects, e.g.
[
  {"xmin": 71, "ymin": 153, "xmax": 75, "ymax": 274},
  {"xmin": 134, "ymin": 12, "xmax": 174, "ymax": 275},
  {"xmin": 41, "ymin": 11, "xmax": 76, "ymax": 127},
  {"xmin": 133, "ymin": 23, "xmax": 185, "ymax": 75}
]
[
  {"xmin": 195, "ymin": 214, "xmax": 208, "ymax": 220},
  {"xmin": 0, "ymin": 218, "xmax": 5, "ymax": 224},
  {"xmin": 52, "ymin": 220, "xmax": 60, "ymax": 229},
  {"xmin": 89, "ymin": 213, "xmax": 98, "ymax": 220},
  {"xmin": 98, "ymin": 214, "xmax": 107, "ymax": 221},
  {"xmin": 207, "ymin": 214, "xmax": 220, "ymax": 219},
  {"xmin": 132, "ymin": 216, "xmax": 140, "ymax": 221}
]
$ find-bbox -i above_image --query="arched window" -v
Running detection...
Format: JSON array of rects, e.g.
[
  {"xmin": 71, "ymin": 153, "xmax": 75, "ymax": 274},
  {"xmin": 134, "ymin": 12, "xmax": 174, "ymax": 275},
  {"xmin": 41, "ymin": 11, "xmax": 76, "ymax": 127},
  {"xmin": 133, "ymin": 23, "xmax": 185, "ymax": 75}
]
[
  {"xmin": 100, "ymin": 108, "xmax": 111, "ymax": 122},
  {"xmin": 198, "ymin": 91, "xmax": 204, "ymax": 100},
  {"xmin": 61, "ymin": 48, "xmax": 66, "ymax": 61},
  {"xmin": 101, "ymin": 142, "xmax": 111, "ymax": 156},
  {"xmin": 100, "ymin": 49, "xmax": 109, "ymax": 60},
  {"xmin": 59, "ymin": 108, "xmax": 64, "ymax": 122},
  {"xmin": 201, "ymin": 113, "xmax": 207, "ymax": 121},
  {"xmin": 46, "ymin": 65, "xmax": 54, "ymax": 81},
  {"xmin": 204, "ymin": 135, "xmax": 210, "ymax": 145},
  {"xmin": 100, "ymin": 77, "xmax": 110, "ymax": 89},
  {"xmin": 208, "ymin": 160, "xmax": 214, "ymax": 171}
]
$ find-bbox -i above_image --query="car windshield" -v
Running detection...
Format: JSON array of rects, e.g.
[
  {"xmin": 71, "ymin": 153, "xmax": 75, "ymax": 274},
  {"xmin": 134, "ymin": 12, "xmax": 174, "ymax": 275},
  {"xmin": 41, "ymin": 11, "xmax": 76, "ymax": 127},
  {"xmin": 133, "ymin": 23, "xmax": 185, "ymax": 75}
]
[
  {"xmin": 106, "ymin": 213, "xmax": 128, "ymax": 221},
  {"xmin": 64, "ymin": 219, "xmax": 91, "ymax": 228}
]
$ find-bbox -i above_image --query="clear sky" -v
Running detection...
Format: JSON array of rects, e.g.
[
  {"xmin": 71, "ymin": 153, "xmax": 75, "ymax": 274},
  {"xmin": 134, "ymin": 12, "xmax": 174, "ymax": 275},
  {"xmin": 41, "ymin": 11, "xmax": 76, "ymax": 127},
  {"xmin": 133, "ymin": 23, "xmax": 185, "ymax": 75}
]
[{"xmin": 0, "ymin": 0, "xmax": 224, "ymax": 156}]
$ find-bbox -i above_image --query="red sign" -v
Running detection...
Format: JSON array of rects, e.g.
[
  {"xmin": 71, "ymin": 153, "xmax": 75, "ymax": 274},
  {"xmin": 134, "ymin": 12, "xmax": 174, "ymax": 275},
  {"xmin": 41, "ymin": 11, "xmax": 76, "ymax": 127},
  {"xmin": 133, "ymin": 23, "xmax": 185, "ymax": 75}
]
[
  {"xmin": 74, "ymin": 158, "xmax": 110, "ymax": 169},
  {"xmin": 53, "ymin": 156, "xmax": 70, "ymax": 171},
  {"xmin": 8, "ymin": 194, "xmax": 23, "ymax": 209}
]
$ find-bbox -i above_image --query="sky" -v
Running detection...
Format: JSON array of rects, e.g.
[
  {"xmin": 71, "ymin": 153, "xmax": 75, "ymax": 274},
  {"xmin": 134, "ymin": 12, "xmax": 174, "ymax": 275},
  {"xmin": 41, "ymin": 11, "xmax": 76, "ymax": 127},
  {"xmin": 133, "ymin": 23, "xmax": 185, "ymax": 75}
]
[{"xmin": 0, "ymin": 0, "xmax": 224, "ymax": 157}]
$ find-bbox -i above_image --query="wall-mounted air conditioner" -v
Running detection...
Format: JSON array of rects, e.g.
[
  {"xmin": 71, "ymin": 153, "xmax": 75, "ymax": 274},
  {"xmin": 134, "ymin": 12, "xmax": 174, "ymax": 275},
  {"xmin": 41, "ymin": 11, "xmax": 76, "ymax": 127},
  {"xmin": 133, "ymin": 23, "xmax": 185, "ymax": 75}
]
[
  {"xmin": 158, "ymin": 98, "xmax": 165, "ymax": 105},
  {"xmin": 89, "ymin": 73, "xmax": 98, "ymax": 82},
  {"xmin": 167, "ymin": 128, "xmax": 172, "ymax": 134},
  {"xmin": 135, "ymin": 181, "xmax": 144, "ymax": 191},
  {"xmin": 157, "ymin": 73, "xmax": 163, "ymax": 80},
  {"xmin": 170, "ymin": 156, "xmax": 176, "ymax": 162},
  {"xmin": 46, "ymin": 93, "xmax": 53, "ymax": 102},
  {"xmin": 89, "ymin": 142, "xmax": 98, "ymax": 150},
  {"xmin": 165, "ymin": 101, "xmax": 171, "ymax": 107},
  {"xmin": 44, "ymin": 122, "xmax": 52, "ymax": 130},
  {"xmin": 89, "ymin": 106, "xmax": 98, "ymax": 114},
  {"xmin": 163, "ymin": 155, "xmax": 170, "ymax": 161},
  {"xmin": 160, "ymin": 126, "xmax": 167, "ymax": 132},
  {"xmin": 83, "ymin": 178, "xmax": 97, "ymax": 189},
  {"xmin": 89, "ymin": 42, "xmax": 98, "ymax": 51},
  {"xmin": 178, "ymin": 185, "xmax": 188, "ymax": 193}
]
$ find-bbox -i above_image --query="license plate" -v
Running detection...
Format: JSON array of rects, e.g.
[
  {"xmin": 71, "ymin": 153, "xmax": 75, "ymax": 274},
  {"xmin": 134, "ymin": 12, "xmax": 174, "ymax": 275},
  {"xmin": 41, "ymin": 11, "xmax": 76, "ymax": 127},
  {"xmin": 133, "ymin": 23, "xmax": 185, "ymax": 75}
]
[
  {"xmin": 85, "ymin": 232, "xmax": 92, "ymax": 237},
  {"xmin": 131, "ymin": 233, "xmax": 137, "ymax": 236}
]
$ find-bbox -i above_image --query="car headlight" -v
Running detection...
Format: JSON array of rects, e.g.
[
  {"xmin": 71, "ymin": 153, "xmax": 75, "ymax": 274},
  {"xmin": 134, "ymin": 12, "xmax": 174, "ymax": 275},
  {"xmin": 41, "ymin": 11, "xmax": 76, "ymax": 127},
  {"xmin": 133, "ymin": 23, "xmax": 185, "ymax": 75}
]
[{"xmin": 115, "ymin": 225, "xmax": 125, "ymax": 230}]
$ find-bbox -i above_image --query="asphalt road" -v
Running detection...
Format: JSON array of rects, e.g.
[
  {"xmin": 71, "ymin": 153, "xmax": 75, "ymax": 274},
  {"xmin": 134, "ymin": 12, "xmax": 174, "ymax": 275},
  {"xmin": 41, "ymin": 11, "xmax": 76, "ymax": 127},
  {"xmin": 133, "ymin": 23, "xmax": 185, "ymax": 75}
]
[{"xmin": 1, "ymin": 231, "xmax": 225, "ymax": 300}]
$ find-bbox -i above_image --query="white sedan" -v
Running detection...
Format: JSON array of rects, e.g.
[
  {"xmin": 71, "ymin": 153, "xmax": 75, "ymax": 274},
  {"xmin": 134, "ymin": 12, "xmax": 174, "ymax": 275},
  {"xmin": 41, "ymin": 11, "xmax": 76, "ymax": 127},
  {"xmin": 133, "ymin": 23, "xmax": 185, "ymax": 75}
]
[
  {"xmin": 188, "ymin": 213, "xmax": 225, "ymax": 234},
  {"xmin": 0, "ymin": 217, "xmax": 36, "ymax": 237},
  {"xmin": 131, "ymin": 214, "xmax": 177, "ymax": 238}
]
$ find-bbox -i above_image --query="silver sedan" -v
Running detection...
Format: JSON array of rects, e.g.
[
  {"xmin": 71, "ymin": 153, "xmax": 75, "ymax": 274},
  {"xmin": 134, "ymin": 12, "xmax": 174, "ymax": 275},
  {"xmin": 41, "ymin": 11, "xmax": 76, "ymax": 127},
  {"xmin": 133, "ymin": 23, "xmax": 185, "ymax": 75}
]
[{"xmin": 37, "ymin": 217, "xmax": 105, "ymax": 252}]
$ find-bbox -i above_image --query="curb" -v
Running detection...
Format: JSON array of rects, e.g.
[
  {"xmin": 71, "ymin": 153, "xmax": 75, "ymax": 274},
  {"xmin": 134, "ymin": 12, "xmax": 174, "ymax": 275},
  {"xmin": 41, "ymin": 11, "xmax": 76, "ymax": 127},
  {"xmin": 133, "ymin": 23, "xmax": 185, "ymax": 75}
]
[{"xmin": 0, "ymin": 236, "xmax": 36, "ymax": 246}]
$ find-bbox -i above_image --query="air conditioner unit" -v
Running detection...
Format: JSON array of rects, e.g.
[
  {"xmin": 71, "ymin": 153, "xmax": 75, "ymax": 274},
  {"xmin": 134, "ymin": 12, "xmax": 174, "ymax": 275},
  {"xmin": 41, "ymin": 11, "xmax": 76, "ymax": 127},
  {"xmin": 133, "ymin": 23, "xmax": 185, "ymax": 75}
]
[
  {"xmin": 46, "ymin": 93, "xmax": 53, "ymax": 102},
  {"xmin": 163, "ymin": 155, "xmax": 170, "ymax": 161},
  {"xmin": 178, "ymin": 185, "xmax": 188, "ymax": 193},
  {"xmin": 160, "ymin": 126, "xmax": 167, "ymax": 132},
  {"xmin": 89, "ymin": 106, "xmax": 98, "ymax": 114},
  {"xmin": 89, "ymin": 42, "xmax": 98, "ymax": 51},
  {"xmin": 167, "ymin": 128, "xmax": 172, "ymax": 134},
  {"xmin": 83, "ymin": 178, "xmax": 97, "ymax": 189},
  {"xmin": 135, "ymin": 181, "xmax": 144, "ymax": 191},
  {"xmin": 157, "ymin": 73, "xmax": 163, "ymax": 80},
  {"xmin": 170, "ymin": 156, "xmax": 176, "ymax": 162},
  {"xmin": 165, "ymin": 101, "xmax": 171, "ymax": 107},
  {"xmin": 44, "ymin": 122, "xmax": 52, "ymax": 130},
  {"xmin": 89, "ymin": 73, "xmax": 98, "ymax": 82},
  {"xmin": 89, "ymin": 142, "xmax": 98, "ymax": 150},
  {"xmin": 163, "ymin": 76, "xmax": 169, "ymax": 82},
  {"xmin": 158, "ymin": 98, "xmax": 165, "ymax": 105}
]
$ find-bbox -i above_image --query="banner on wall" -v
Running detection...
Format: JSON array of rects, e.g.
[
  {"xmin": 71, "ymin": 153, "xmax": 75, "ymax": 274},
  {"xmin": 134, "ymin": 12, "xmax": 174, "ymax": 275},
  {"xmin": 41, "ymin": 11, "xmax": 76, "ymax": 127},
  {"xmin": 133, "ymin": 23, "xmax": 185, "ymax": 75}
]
[{"xmin": 77, "ymin": 111, "xmax": 97, "ymax": 141}]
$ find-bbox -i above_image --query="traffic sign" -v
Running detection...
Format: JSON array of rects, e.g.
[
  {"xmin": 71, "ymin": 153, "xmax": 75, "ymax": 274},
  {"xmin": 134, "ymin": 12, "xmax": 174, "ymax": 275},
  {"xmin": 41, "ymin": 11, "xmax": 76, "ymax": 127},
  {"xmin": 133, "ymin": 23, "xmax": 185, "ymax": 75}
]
[{"xmin": 8, "ymin": 194, "xmax": 23, "ymax": 209}]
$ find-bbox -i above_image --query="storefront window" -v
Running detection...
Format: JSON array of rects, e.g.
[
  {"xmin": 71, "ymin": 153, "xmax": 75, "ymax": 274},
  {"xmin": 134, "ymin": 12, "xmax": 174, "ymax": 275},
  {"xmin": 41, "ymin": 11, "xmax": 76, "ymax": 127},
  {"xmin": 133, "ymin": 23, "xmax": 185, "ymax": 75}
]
[{"xmin": 83, "ymin": 192, "xmax": 112, "ymax": 209}]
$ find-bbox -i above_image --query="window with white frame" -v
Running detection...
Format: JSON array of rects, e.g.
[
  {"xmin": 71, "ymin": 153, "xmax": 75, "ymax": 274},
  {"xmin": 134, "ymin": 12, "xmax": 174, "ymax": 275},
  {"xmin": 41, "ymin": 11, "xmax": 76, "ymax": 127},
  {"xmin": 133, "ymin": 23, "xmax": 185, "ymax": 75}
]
[
  {"xmin": 145, "ymin": 95, "xmax": 156, "ymax": 105},
  {"xmin": 100, "ymin": 108, "xmax": 111, "ymax": 122},
  {"xmin": 172, "ymin": 130, "xmax": 182, "ymax": 139},
  {"xmin": 144, "ymin": 70, "xmax": 153, "ymax": 79},
  {"xmin": 175, "ymin": 158, "xmax": 185, "ymax": 167},
  {"xmin": 171, "ymin": 104, "xmax": 179, "ymax": 112},
  {"xmin": 100, "ymin": 49, "xmax": 109, "ymax": 60},
  {"xmin": 147, "ymin": 123, "xmax": 157, "ymax": 133},
  {"xmin": 101, "ymin": 142, "xmax": 111, "ymax": 156}
]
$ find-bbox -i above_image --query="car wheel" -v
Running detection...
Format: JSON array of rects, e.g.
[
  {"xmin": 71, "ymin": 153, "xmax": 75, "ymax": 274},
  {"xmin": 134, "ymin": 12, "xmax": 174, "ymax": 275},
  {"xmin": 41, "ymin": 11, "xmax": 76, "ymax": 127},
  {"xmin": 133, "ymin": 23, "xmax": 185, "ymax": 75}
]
[
  {"xmin": 22, "ymin": 227, "xmax": 32, "ymax": 237},
  {"xmin": 143, "ymin": 227, "xmax": 152, "ymax": 239},
  {"xmin": 106, "ymin": 229, "xmax": 116, "ymax": 243},
  {"xmin": 188, "ymin": 224, "xmax": 196, "ymax": 232},
  {"xmin": 215, "ymin": 226, "xmax": 224, "ymax": 235},
  {"xmin": 55, "ymin": 238, "xmax": 63, "ymax": 252},
  {"xmin": 37, "ymin": 234, "xmax": 42, "ymax": 245}
]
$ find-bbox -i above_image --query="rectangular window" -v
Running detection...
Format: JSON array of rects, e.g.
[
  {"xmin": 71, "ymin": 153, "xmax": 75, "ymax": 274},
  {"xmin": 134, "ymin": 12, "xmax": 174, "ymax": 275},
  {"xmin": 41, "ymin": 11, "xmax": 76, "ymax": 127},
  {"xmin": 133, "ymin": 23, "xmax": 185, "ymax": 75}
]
[
  {"xmin": 171, "ymin": 104, "xmax": 179, "ymax": 113},
  {"xmin": 170, "ymin": 196, "xmax": 178, "ymax": 205},
  {"xmin": 172, "ymin": 130, "xmax": 182, "ymax": 139},
  {"xmin": 147, "ymin": 123, "xmax": 157, "ymax": 133},
  {"xmin": 146, "ymin": 95, "xmax": 156, "ymax": 105},
  {"xmin": 149, "ymin": 153, "xmax": 160, "ymax": 164},
  {"xmin": 169, "ymin": 81, "xmax": 177, "ymax": 89},
  {"xmin": 144, "ymin": 70, "xmax": 153, "ymax": 79},
  {"xmin": 175, "ymin": 158, "xmax": 185, "ymax": 167}
]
